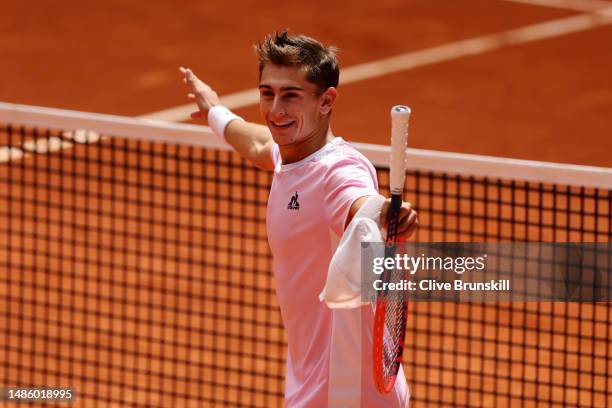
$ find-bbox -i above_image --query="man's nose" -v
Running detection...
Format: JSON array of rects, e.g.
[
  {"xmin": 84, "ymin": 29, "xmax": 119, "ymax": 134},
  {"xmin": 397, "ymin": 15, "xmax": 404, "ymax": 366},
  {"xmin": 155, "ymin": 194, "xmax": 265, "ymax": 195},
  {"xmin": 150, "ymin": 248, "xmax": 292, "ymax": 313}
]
[{"xmin": 269, "ymin": 96, "xmax": 286, "ymax": 117}]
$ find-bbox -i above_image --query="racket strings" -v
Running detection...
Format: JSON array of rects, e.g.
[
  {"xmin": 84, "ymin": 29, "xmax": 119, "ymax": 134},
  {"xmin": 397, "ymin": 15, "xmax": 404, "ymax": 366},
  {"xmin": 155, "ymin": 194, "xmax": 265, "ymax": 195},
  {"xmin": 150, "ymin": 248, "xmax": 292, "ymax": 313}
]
[{"xmin": 381, "ymin": 262, "xmax": 407, "ymax": 381}]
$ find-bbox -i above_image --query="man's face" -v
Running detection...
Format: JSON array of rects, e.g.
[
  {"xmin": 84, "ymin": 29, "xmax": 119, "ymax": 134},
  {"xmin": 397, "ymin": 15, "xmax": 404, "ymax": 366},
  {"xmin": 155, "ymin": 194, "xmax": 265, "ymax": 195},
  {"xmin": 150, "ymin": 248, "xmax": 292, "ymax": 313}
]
[{"xmin": 259, "ymin": 64, "xmax": 332, "ymax": 146}]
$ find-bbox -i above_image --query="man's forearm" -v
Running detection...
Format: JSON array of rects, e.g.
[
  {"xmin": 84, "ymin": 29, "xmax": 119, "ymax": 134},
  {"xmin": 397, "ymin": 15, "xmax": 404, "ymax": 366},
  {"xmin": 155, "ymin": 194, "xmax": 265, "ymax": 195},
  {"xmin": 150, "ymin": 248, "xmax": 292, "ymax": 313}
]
[{"xmin": 225, "ymin": 120, "xmax": 275, "ymax": 171}]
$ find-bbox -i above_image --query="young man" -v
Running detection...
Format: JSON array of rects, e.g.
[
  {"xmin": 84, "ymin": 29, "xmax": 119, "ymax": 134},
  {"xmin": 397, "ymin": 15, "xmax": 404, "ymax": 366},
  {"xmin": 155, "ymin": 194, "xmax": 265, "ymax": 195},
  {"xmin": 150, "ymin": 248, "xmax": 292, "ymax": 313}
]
[{"xmin": 180, "ymin": 30, "xmax": 417, "ymax": 407}]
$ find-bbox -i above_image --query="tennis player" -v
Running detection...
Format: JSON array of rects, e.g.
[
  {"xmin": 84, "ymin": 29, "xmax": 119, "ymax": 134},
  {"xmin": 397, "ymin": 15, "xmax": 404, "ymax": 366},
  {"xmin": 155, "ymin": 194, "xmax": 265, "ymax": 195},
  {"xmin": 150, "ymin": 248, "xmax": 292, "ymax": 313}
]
[{"xmin": 180, "ymin": 30, "xmax": 417, "ymax": 407}]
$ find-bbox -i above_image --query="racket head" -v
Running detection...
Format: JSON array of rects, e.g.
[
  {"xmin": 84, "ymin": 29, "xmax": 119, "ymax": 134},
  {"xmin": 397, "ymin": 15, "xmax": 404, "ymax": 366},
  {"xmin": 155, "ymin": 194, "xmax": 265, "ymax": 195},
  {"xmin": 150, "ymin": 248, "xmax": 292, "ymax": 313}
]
[{"xmin": 373, "ymin": 237, "xmax": 409, "ymax": 393}]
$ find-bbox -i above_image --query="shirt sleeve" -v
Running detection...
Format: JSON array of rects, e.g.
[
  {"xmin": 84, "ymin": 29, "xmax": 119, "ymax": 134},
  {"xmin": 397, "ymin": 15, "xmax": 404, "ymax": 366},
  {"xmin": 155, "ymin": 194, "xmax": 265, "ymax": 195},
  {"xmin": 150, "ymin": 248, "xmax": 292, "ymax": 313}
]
[{"xmin": 324, "ymin": 155, "xmax": 379, "ymax": 237}]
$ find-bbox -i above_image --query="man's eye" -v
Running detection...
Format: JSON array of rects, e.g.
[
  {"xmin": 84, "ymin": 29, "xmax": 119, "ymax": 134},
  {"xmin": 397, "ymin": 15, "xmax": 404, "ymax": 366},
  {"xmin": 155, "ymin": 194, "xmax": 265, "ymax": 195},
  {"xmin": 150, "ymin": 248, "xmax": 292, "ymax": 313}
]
[
  {"xmin": 284, "ymin": 93, "xmax": 299, "ymax": 99},
  {"xmin": 261, "ymin": 91, "xmax": 274, "ymax": 98}
]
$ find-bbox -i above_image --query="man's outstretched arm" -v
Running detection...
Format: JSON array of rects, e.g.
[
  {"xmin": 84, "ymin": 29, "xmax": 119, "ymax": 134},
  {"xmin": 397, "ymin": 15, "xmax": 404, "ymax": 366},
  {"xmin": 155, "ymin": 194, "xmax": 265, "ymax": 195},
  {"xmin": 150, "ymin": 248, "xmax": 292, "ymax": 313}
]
[{"xmin": 180, "ymin": 67, "xmax": 275, "ymax": 171}]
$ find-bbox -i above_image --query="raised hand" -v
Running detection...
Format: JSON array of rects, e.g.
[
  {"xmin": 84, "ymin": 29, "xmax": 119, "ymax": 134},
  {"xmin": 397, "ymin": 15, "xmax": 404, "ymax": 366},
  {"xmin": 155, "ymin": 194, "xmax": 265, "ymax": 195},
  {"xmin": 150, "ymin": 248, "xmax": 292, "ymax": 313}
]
[{"xmin": 179, "ymin": 67, "xmax": 222, "ymax": 119}]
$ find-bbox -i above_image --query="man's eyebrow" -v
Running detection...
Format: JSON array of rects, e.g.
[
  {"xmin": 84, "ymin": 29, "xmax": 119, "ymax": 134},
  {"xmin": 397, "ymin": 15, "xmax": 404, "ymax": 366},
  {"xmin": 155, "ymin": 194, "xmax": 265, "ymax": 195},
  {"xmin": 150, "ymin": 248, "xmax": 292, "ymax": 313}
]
[{"xmin": 258, "ymin": 84, "xmax": 306, "ymax": 92}]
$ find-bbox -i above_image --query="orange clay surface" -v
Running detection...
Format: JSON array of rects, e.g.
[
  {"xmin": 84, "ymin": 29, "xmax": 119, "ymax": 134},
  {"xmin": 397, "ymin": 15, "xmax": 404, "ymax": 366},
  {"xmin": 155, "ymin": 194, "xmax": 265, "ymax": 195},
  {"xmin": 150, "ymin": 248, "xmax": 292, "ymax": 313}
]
[
  {"xmin": 0, "ymin": 0, "xmax": 611, "ymax": 166},
  {"xmin": 1, "ymin": 1, "xmax": 611, "ymax": 407}
]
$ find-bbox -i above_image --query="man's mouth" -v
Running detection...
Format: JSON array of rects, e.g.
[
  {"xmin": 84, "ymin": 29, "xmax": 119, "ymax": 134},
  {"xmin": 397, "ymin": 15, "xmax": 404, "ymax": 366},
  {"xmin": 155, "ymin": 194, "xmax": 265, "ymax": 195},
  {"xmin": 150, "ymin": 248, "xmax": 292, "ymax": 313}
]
[{"xmin": 271, "ymin": 120, "xmax": 295, "ymax": 129}]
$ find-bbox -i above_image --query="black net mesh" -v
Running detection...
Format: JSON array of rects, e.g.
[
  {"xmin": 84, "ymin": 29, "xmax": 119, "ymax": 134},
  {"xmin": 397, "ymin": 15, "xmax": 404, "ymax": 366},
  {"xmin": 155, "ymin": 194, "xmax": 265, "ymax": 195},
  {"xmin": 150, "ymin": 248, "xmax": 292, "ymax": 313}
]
[{"xmin": 1, "ymin": 124, "xmax": 610, "ymax": 407}]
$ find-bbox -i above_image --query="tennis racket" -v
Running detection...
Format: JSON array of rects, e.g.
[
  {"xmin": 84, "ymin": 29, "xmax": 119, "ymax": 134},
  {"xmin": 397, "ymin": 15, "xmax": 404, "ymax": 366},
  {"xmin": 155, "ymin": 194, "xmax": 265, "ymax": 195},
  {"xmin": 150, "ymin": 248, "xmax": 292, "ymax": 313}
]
[{"xmin": 373, "ymin": 105, "xmax": 411, "ymax": 394}]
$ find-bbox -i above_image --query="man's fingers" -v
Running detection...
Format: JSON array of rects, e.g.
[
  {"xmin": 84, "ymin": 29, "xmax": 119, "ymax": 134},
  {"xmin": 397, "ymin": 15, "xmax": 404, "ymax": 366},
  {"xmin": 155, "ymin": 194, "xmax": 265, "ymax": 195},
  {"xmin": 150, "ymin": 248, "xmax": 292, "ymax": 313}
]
[
  {"xmin": 379, "ymin": 198, "xmax": 418, "ymax": 239},
  {"xmin": 180, "ymin": 66, "xmax": 193, "ymax": 77},
  {"xmin": 398, "ymin": 206, "xmax": 415, "ymax": 223},
  {"xmin": 380, "ymin": 200, "xmax": 413, "ymax": 224},
  {"xmin": 180, "ymin": 66, "xmax": 198, "ymax": 85},
  {"xmin": 398, "ymin": 210, "xmax": 418, "ymax": 237},
  {"xmin": 180, "ymin": 66, "xmax": 219, "ymax": 117},
  {"xmin": 405, "ymin": 219, "xmax": 419, "ymax": 238},
  {"xmin": 399, "ymin": 202, "xmax": 412, "ymax": 218},
  {"xmin": 402, "ymin": 210, "xmax": 418, "ymax": 230},
  {"xmin": 382, "ymin": 201, "xmax": 411, "ymax": 227},
  {"xmin": 180, "ymin": 67, "xmax": 192, "ymax": 82}
]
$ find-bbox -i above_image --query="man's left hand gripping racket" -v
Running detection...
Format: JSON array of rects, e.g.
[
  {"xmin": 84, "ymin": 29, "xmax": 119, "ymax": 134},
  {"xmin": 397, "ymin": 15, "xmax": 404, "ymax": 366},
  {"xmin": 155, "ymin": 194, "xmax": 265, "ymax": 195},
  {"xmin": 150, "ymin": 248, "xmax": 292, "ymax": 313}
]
[{"xmin": 373, "ymin": 105, "xmax": 411, "ymax": 394}]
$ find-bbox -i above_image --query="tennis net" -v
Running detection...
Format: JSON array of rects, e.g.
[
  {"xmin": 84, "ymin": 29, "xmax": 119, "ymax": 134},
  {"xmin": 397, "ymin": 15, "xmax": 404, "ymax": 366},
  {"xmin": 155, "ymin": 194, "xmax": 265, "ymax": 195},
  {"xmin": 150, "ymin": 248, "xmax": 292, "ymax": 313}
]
[{"xmin": 1, "ymin": 102, "xmax": 610, "ymax": 407}]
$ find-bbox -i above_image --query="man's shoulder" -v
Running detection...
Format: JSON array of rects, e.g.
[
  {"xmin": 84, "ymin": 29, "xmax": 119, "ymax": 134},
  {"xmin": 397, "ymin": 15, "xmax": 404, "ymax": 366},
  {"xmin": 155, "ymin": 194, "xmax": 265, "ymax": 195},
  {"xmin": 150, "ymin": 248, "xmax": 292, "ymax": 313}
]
[
  {"xmin": 319, "ymin": 137, "xmax": 374, "ymax": 169},
  {"xmin": 316, "ymin": 138, "xmax": 377, "ymax": 189}
]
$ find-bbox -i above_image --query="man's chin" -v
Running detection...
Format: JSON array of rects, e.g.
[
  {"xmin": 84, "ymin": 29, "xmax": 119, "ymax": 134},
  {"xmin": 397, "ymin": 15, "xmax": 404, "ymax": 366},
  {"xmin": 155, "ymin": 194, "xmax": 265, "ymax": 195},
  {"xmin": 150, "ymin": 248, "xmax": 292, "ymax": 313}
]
[{"xmin": 270, "ymin": 132, "xmax": 296, "ymax": 146}]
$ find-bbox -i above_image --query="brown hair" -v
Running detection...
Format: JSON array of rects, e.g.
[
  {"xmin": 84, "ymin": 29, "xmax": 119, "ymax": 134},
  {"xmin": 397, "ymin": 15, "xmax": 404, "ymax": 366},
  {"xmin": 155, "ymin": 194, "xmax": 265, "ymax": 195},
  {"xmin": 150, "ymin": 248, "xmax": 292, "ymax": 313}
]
[{"xmin": 255, "ymin": 30, "xmax": 339, "ymax": 93}]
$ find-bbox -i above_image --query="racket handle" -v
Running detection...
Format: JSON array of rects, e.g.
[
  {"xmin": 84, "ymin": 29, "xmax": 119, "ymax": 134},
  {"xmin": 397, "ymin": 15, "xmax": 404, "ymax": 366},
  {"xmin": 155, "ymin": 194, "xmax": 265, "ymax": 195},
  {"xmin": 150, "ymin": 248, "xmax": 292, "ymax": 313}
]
[{"xmin": 390, "ymin": 105, "xmax": 411, "ymax": 195}]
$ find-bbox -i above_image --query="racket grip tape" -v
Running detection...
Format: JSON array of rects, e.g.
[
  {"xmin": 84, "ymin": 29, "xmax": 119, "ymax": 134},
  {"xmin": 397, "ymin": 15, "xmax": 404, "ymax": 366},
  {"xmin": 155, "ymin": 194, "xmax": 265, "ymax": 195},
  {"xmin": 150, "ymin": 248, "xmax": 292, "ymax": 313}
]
[{"xmin": 389, "ymin": 105, "xmax": 411, "ymax": 195}]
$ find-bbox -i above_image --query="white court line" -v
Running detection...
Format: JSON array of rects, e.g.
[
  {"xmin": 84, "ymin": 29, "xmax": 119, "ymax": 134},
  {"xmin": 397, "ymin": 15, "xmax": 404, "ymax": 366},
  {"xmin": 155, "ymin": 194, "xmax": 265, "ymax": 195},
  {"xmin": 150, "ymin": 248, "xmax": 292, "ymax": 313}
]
[
  {"xmin": 499, "ymin": 0, "xmax": 612, "ymax": 12},
  {"xmin": 142, "ymin": 7, "xmax": 612, "ymax": 122}
]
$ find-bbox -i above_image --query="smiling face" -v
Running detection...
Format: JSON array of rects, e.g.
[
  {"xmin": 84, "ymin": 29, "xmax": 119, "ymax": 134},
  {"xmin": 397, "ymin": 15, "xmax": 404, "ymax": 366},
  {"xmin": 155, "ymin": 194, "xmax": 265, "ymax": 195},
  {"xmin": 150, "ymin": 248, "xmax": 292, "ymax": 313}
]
[{"xmin": 259, "ymin": 64, "xmax": 336, "ymax": 146}]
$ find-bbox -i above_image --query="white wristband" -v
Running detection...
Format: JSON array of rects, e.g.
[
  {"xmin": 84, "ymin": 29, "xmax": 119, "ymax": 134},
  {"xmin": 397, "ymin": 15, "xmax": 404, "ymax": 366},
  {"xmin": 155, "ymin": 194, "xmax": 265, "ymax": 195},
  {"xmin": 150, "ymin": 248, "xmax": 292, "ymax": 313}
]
[{"xmin": 208, "ymin": 106, "xmax": 244, "ymax": 139}]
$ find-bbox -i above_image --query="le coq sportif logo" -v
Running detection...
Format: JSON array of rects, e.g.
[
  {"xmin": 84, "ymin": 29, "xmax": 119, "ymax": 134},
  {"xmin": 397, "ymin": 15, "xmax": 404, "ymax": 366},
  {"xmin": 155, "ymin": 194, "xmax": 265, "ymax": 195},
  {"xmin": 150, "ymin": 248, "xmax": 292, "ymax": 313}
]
[{"xmin": 287, "ymin": 191, "xmax": 300, "ymax": 210}]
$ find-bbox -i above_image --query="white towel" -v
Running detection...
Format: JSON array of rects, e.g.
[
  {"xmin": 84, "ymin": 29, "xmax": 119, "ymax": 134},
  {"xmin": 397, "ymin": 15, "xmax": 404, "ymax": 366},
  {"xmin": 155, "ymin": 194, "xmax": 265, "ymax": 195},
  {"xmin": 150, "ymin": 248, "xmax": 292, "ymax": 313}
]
[{"xmin": 319, "ymin": 195, "xmax": 386, "ymax": 308}]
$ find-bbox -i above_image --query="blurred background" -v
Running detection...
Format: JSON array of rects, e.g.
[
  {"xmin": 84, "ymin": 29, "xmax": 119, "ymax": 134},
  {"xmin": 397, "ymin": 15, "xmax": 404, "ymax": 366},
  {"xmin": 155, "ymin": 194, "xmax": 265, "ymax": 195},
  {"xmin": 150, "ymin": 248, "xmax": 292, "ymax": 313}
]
[{"xmin": 1, "ymin": 0, "xmax": 611, "ymax": 166}]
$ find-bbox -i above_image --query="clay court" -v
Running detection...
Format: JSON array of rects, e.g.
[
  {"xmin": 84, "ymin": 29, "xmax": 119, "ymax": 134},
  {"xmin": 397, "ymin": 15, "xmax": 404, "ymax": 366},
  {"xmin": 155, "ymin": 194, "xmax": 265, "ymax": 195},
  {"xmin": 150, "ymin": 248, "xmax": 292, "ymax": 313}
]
[
  {"xmin": 1, "ymin": 0, "xmax": 611, "ymax": 407},
  {"xmin": 1, "ymin": 0, "xmax": 611, "ymax": 165}
]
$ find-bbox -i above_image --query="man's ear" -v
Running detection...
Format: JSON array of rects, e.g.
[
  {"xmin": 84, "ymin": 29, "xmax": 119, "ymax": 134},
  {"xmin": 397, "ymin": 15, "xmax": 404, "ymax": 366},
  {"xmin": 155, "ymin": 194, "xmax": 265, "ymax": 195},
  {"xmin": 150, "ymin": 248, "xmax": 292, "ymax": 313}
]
[{"xmin": 319, "ymin": 87, "xmax": 337, "ymax": 115}]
